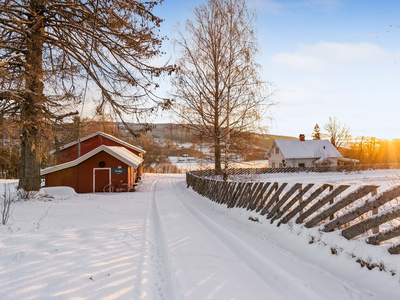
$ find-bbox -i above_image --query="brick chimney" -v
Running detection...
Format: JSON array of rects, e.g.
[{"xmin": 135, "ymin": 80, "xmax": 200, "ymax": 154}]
[{"xmin": 299, "ymin": 134, "xmax": 305, "ymax": 141}]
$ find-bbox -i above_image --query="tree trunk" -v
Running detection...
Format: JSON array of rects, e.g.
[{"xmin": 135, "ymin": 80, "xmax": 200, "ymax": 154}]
[
  {"xmin": 19, "ymin": 0, "xmax": 44, "ymax": 191},
  {"xmin": 214, "ymin": 136, "xmax": 222, "ymax": 174},
  {"xmin": 19, "ymin": 129, "xmax": 41, "ymax": 191}
]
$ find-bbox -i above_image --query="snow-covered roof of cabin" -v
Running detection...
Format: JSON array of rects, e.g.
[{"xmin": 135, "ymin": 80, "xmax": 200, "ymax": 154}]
[
  {"xmin": 41, "ymin": 145, "xmax": 144, "ymax": 175},
  {"xmin": 268, "ymin": 139, "xmax": 343, "ymax": 160},
  {"xmin": 49, "ymin": 131, "xmax": 145, "ymax": 154}
]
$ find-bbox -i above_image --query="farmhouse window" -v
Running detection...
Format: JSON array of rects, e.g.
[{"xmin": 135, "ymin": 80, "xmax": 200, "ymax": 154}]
[
  {"xmin": 275, "ymin": 147, "xmax": 279, "ymax": 154},
  {"xmin": 298, "ymin": 163, "xmax": 305, "ymax": 168},
  {"xmin": 271, "ymin": 162, "xmax": 275, "ymax": 168}
]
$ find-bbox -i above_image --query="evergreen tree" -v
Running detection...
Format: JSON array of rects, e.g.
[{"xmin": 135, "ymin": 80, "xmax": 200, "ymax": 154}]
[{"xmin": 312, "ymin": 124, "xmax": 321, "ymax": 140}]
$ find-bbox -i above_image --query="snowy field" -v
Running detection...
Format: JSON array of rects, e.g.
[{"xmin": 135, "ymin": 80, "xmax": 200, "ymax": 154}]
[
  {"xmin": 231, "ymin": 169, "xmax": 400, "ymax": 191},
  {"xmin": 1, "ymin": 172, "xmax": 400, "ymax": 299},
  {"xmin": 168, "ymin": 157, "xmax": 269, "ymax": 173}
]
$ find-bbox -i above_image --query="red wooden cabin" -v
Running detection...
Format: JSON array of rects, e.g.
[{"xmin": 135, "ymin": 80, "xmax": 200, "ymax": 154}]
[
  {"xmin": 42, "ymin": 132, "xmax": 145, "ymax": 193},
  {"xmin": 51, "ymin": 131, "xmax": 145, "ymax": 177}
]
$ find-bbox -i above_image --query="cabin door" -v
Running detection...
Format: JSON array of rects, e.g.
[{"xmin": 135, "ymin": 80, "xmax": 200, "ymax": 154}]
[{"xmin": 93, "ymin": 168, "xmax": 111, "ymax": 192}]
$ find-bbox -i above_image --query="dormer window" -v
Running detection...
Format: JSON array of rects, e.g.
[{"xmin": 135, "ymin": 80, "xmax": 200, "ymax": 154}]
[{"xmin": 275, "ymin": 147, "xmax": 279, "ymax": 154}]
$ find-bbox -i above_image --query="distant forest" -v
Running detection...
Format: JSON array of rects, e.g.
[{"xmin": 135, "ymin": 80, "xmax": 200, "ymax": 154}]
[
  {"xmin": 1, "ymin": 117, "xmax": 399, "ymax": 178},
  {"xmin": 341, "ymin": 137, "xmax": 400, "ymax": 165}
]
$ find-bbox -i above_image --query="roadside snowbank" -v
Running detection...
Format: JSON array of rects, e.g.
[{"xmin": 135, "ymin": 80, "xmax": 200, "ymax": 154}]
[{"xmin": 41, "ymin": 186, "xmax": 77, "ymax": 200}]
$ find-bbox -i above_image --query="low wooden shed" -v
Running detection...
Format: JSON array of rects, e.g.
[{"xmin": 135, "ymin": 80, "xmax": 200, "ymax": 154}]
[
  {"xmin": 51, "ymin": 131, "xmax": 146, "ymax": 178},
  {"xmin": 41, "ymin": 145, "xmax": 143, "ymax": 193}
]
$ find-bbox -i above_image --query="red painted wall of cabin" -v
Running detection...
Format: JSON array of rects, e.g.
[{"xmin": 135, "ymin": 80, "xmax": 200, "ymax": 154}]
[
  {"xmin": 56, "ymin": 135, "xmax": 142, "ymax": 164},
  {"xmin": 45, "ymin": 167, "xmax": 79, "ymax": 192},
  {"xmin": 46, "ymin": 150, "xmax": 135, "ymax": 193}
]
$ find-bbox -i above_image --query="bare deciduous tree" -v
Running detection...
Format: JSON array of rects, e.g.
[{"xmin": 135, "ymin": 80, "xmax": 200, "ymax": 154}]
[
  {"xmin": 172, "ymin": 0, "xmax": 274, "ymax": 174},
  {"xmin": 0, "ymin": 0, "xmax": 174, "ymax": 191},
  {"xmin": 323, "ymin": 117, "xmax": 351, "ymax": 149}
]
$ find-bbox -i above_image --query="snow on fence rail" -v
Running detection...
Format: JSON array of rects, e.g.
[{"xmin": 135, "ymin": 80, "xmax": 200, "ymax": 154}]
[
  {"xmin": 186, "ymin": 171, "xmax": 400, "ymax": 255},
  {"xmin": 191, "ymin": 162, "xmax": 400, "ymax": 177}
]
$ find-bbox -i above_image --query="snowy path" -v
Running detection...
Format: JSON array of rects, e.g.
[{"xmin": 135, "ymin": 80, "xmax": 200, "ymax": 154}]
[
  {"xmin": 1, "ymin": 174, "xmax": 400, "ymax": 299},
  {"xmin": 145, "ymin": 176, "xmax": 387, "ymax": 300}
]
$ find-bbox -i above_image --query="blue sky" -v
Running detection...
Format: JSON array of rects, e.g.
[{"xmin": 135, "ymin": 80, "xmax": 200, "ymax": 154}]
[{"xmin": 150, "ymin": 0, "xmax": 400, "ymax": 140}]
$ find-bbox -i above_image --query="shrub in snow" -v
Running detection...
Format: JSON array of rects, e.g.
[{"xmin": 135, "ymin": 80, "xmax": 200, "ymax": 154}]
[
  {"xmin": 1, "ymin": 183, "xmax": 13, "ymax": 225},
  {"xmin": 17, "ymin": 188, "xmax": 40, "ymax": 201}
]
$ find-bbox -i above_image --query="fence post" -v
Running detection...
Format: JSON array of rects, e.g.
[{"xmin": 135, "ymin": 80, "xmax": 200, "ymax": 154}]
[
  {"xmin": 371, "ymin": 187, "xmax": 379, "ymax": 238},
  {"xmin": 329, "ymin": 185, "xmax": 334, "ymax": 220},
  {"xmin": 299, "ymin": 184, "xmax": 303, "ymax": 214}
]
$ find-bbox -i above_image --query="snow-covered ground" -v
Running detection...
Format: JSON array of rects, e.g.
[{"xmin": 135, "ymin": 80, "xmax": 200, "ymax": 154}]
[
  {"xmin": 1, "ymin": 173, "xmax": 400, "ymax": 299},
  {"xmin": 231, "ymin": 169, "xmax": 400, "ymax": 191},
  {"xmin": 168, "ymin": 157, "xmax": 269, "ymax": 173}
]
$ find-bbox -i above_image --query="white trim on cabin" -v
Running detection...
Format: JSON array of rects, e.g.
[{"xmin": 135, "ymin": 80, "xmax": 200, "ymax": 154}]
[{"xmin": 50, "ymin": 131, "xmax": 146, "ymax": 154}]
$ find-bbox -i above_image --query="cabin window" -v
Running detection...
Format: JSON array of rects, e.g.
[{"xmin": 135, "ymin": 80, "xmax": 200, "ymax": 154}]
[
  {"xmin": 271, "ymin": 162, "xmax": 275, "ymax": 168},
  {"xmin": 275, "ymin": 147, "xmax": 279, "ymax": 154},
  {"xmin": 298, "ymin": 163, "xmax": 305, "ymax": 168}
]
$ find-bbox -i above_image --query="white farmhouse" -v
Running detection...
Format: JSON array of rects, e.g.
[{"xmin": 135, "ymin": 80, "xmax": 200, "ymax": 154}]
[{"xmin": 267, "ymin": 134, "xmax": 356, "ymax": 168}]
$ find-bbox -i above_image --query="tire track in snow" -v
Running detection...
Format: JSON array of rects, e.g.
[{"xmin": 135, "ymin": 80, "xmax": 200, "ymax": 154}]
[
  {"xmin": 148, "ymin": 178, "xmax": 175, "ymax": 300},
  {"xmin": 134, "ymin": 178, "xmax": 174, "ymax": 300},
  {"xmin": 133, "ymin": 178, "xmax": 156, "ymax": 299},
  {"xmin": 173, "ymin": 179, "xmax": 369, "ymax": 300}
]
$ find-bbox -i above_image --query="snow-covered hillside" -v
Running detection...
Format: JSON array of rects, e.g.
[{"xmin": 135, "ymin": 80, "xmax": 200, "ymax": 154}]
[{"xmin": 0, "ymin": 173, "xmax": 400, "ymax": 299}]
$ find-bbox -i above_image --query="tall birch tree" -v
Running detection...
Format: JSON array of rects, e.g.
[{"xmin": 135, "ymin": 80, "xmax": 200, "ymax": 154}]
[{"xmin": 173, "ymin": 0, "xmax": 273, "ymax": 174}]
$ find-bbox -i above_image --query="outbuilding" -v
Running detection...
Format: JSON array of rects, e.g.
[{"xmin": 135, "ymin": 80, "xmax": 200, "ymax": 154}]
[
  {"xmin": 51, "ymin": 131, "xmax": 146, "ymax": 178},
  {"xmin": 42, "ymin": 132, "xmax": 145, "ymax": 193},
  {"xmin": 41, "ymin": 145, "xmax": 144, "ymax": 193}
]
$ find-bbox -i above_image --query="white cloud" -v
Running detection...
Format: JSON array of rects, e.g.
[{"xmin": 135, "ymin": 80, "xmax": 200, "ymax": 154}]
[
  {"xmin": 292, "ymin": 0, "xmax": 341, "ymax": 12},
  {"xmin": 300, "ymin": 42, "xmax": 390, "ymax": 62},
  {"xmin": 253, "ymin": 0, "xmax": 341, "ymax": 13},
  {"xmin": 250, "ymin": 0, "xmax": 283, "ymax": 14},
  {"xmin": 272, "ymin": 52, "xmax": 332, "ymax": 73},
  {"xmin": 272, "ymin": 42, "xmax": 390, "ymax": 73}
]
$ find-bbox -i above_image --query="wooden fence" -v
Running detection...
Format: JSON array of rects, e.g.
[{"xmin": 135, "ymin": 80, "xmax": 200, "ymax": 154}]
[
  {"xmin": 190, "ymin": 163, "xmax": 400, "ymax": 177},
  {"xmin": 186, "ymin": 172, "xmax": 400, "ymax": 255}
]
